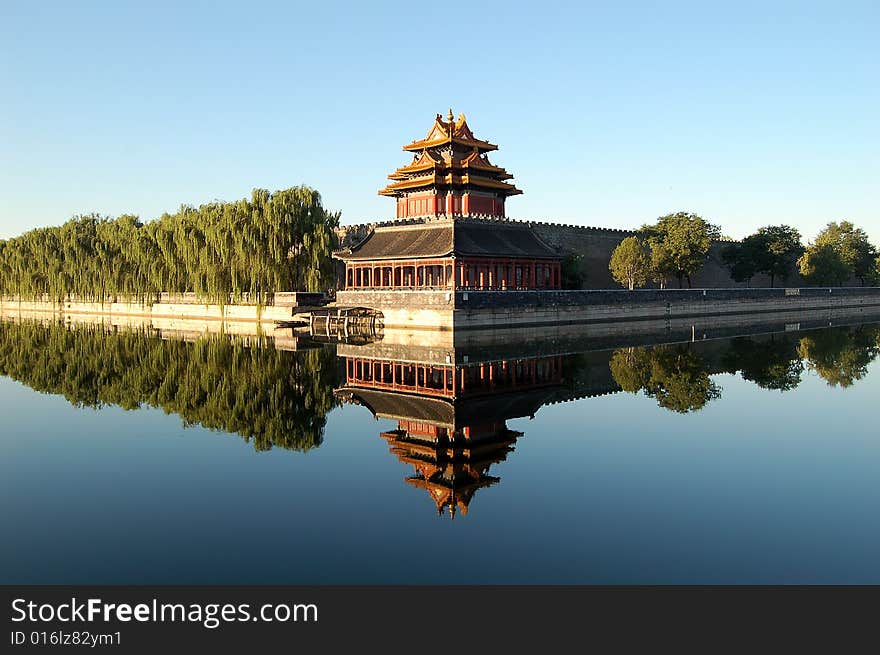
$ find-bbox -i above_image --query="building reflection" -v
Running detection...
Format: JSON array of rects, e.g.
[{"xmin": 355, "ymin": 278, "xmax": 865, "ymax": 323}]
[{"xmin": 336, "ymin": 351, "xmax": 575, "ymax": 517}]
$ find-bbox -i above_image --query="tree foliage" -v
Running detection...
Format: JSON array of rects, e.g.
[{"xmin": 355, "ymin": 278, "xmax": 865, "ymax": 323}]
[
  {"xmin": 721, "ymin": 237, "xmax": 762, "ymax": 286},
  {"xmin": 0, "ymin": 186, "xmax": 340, "ymax": 302},
  {"xmin": 721, "ymin": 226, "xmax": 803, "ymax": 287},
  {"xmin": 640, "ymin": 212, "xmax": 720, "ymax": 288},
  {"xmin": 0, "ymin": 319, "xmax": 339, "ymax": 451},
  {"xmin": 561, "ymin": 253, "xmax": 586, "ymax": 289},
  {"xmin": 758, "ymin": 225, "xmax": 805, "ymax": 287},
  {"xmin": 798, "ymin": 243, "xmax": 850, "ymax": 286},
  {"xmin": 609, "ymin": 236, "xmax": 650, "ymax": 290},
  {"xmin": 811, "ymin": 221, "xmax": 878, "ymax": 286}
]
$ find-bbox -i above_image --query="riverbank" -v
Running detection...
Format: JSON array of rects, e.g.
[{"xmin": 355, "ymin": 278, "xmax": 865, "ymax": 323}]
[
  {"xmin": 335, "ymin": 286, "xmax": 880, "ymax": 330},
  {"xmin": 0, "ymin": 292, "xmax": 324, "ymax": 326}
]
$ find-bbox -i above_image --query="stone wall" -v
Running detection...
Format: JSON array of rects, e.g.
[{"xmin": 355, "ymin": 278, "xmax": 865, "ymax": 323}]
[
  {"xmin": 0, "ymin": 297, "xmax": 296, "ymax": 326},
  {"xmin": 524, "ymin": 222, "xmax": 777, "ymax": 288},
  {"xmin": 453, "ymin": 287, "xmax": 880, "ymax": 329},
  {"xmin": 333, "ymin": 286, "xmax": 880, "ymax": 330}
]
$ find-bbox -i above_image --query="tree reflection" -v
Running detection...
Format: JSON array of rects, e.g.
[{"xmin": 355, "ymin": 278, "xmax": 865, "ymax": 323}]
[
  {"xmin": 610, "ymin": 324, "xmax": 880, "ymax": 408},
  {"xmin": 0, "ymin": 320, "xmax": 338, "ymax": 451},
  {"xmin": 609, "ymin": 344, "xmax": 722, "ymax": 413},
  {"xmin": 797, "ymin": 325, "xmax": 880, "ymax": 388},
  {"xmin": 722, "ymin": 335, "xmax": 804, "ymax": 392}
]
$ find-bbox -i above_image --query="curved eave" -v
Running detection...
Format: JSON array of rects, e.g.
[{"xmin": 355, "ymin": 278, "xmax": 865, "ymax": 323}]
[
  {"xmin": 403, "ymin": 136, "xmax": 498, "ymax": 153},
  {"xmin": 387, "ymin": 163, "xmax": 513, "ymax": 181},
  {"xmin": 378, "ymin": 175, "xmax": 522, "ymax": 196},
  {"xmin": 463, "ymin": 162, "xmax": 514, "ymax": 179}
]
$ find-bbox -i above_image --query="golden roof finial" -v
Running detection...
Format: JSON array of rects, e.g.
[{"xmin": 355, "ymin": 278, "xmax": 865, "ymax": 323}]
[{"xmin": 447, "ymin": 108, "xmax": 454, "ymax": 123}]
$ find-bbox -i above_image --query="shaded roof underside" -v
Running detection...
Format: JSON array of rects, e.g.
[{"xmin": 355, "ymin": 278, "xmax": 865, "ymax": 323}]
[
  {"xmin": 338, "ymin": 221, "xmax": 561, "ymax": 261},
  {"xmin": 345, "ymin": 387, "xmax": 559, "ymax": 429}
]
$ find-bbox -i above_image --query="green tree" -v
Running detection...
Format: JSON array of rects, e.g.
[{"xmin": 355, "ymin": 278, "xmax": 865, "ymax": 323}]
[
  {"xmin": 0, "ymin": 186, "xmax": 340, "ymax": 303},
  {"xmin": 798, "ymin": 243, "xmax": 849, "ymax": 286},
  {"xmin": 609, "ymin": 236, "xmax": 650, "ymax": 290},
  {"xmin": 721, "ymin": 226, "xmax": 802, "ymax": 288},
  {"xmin": 640, "ymin": 212, "xmax": 720, "ymax": 288},
  {"xmin": 755, "ymin": 225, "xmax": 803, "ymax": 287},
  {"xmin": 561, "ymin": 253, "xmax": 585, "ymax": 289},
  {"xmin": 812, "ymin": 221, "xmax": 878, "ymax": 286},
  {"xmin": 721, "ymin": 237, "xmax": 762, "ymax": 286}
]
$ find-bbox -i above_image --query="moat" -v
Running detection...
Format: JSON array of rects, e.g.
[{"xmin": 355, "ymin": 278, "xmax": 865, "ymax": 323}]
[{"xmin": 2, "ymin": 316, "xmax": 880, "ymax": 584}]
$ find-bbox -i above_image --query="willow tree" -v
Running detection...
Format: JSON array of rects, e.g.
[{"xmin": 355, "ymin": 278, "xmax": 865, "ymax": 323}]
[{"xmin": 0, "ymin": 185, "xmax": 340, "ymax": 303}]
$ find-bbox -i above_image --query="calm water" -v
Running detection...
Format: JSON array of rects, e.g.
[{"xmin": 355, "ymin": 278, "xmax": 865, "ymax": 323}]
[{"xmin": 2, "ymin": 318, "xmax": 879, "ymax": 584}]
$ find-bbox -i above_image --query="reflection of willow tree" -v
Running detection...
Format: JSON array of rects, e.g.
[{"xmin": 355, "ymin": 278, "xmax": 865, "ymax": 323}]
[
  {"xmin": 722, "ymin": 335, "xmax": 804, "ymax": 391},
  {"xmin": 0, "ymin": 320, "xmax": 338, "ymax": 451},
  {"xmin": 797, "ymin": 325, "xmax": 880, "ymax": 388},
  {"xmin": 609, "ymin": 344, "xmax": 721, "ymax": 413}
]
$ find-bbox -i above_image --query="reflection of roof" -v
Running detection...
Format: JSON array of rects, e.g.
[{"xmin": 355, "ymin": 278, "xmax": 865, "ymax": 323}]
[
  {"xmin": 336, "ymin": 220, "xmax": 561, "ymax": 262},
  {"xmin": 339, "ymin": 386, "xmax": 559, "ymax": 429}
]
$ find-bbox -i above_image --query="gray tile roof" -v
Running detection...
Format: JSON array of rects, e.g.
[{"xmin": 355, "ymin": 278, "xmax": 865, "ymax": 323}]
[{"xmin": 336, "ymin": 219, "xmax": 561, "ymax": 261}]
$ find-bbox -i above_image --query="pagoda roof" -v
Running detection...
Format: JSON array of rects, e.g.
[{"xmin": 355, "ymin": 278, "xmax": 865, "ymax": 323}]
[
  {"xmin": 334, "ymin": 219, "xmax": 561, "ymax": 262},
  {"xmin": 386, "ymin": 148, "xmax": 513, "ymax": 181},
  {"xmin": 338, "ymin": 385, "xmax": 559, "ymax": 429},
  {"xmin": 403, "ymin": 111, "xmax": 497, "ymax": 153},
  {"xmin": 378, "ymin": 173, "xmax": 521, "ymax": 196}
]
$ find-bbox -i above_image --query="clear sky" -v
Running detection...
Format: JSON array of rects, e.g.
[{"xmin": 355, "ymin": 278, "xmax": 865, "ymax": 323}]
[{"xmin": 1, "ymin": 0, "xmax": 877, "ymax": 244}]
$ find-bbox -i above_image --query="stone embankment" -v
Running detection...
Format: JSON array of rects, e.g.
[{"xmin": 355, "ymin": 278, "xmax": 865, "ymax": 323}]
[{"xmin": 335, "ymin": 287, "xmax": 880, "ymax": 330}]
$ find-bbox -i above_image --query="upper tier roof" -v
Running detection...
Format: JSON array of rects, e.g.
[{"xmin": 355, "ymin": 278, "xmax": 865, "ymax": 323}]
[
  {"xmin": 334, "ymin": 219, "xmax": 562, "ymax": 262},
  {"xmin": 403, "ymin": 110, "xmax": 498, "ymax": 153},
  {"xmin": 379, "ymin": 110, "xmax": 522, "ymax": 199}
]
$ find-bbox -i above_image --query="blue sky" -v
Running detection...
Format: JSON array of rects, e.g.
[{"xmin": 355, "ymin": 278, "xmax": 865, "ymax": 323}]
[{"xmin": 1, "ymin": 1, "xmax": 877, "ymax": 243}]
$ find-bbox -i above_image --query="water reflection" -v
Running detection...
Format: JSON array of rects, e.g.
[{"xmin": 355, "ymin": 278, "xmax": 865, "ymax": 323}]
[
  {"xmin": 1, "ymin": 318, "xmax": 879, "ymax": 517},
  {"xmin": 610, "ymin": 345, "xmax": 722, "ymax": 412},
  {"xmin": 798, "ymin": 327, "xmax": 880, "ymax": 388},
  {"xmin": 0, "ymin": 320, "xmax": 338, "ymax": 452},
  {"xmin": 335, "ymin": 355, "xmax": 566, "ymax": 516},
  {"xmin": 334, "ymin": 321, "xmax": 880, "ymax": 514}
]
